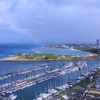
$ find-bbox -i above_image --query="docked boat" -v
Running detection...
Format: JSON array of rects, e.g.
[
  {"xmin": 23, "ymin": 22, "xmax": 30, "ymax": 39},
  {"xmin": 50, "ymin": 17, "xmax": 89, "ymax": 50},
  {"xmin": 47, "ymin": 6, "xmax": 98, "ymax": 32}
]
[{"xmin": 8, "ymin": 94, "xmax": 17, "ymax": 100}]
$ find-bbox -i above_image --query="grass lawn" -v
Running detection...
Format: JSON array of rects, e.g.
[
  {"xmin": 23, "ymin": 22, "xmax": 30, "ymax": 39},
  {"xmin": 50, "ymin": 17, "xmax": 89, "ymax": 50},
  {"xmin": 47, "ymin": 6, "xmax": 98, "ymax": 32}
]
[
  {"xmin": 89, "ymin": 87, "xmax": 97, "ymax": 91},
  {"xmin": 72, "ymin": 85, "xmax": 82, "ymax": 90}
]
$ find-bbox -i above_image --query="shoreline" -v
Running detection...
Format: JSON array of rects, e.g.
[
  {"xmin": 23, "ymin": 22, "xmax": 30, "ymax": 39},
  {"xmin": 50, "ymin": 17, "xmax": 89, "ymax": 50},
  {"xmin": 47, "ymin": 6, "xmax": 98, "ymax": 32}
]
[
  {"xmin": 1, "ymin": 58, "xmax": 100, "ymax": 62},
  {"xmin": 70, "ymin": 48, "xmax": 97, "ymax": 57},
  {"xmin": 0, "ymin": 53, "xmax": 98, "ymax": 62},
  {"xmin": 0, "ymin": 47, "xmax": 95, "ymax": 62}
]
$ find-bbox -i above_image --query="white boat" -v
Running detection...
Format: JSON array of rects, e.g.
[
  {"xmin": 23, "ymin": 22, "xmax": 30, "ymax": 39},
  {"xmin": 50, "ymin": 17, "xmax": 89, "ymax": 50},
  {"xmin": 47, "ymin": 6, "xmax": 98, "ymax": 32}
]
[
  {"xmin": 9, "ymin": 94, "xmax": 17, "ymax": 100},
  {"xmin": 62, "ymin": 95, "xmax": 69, "ymax": 100},
  {"xmin": 48, "ymin": 89, "xmax": 58, "ymax": 94}
]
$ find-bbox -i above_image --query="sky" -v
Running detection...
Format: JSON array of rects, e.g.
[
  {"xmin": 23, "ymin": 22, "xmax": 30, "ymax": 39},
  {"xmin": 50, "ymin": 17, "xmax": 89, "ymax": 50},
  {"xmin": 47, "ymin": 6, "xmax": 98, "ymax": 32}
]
[{"xmin": 0, "ymin": 0, "xmax": 100, "ymax": 44}]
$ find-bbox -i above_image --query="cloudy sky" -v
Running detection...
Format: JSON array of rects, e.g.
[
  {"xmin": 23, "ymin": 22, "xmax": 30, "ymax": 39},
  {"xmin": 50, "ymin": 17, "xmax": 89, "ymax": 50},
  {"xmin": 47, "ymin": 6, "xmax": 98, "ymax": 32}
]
[{"xmin": 0, "ymin": 0, "xmax": 100, "ymax": 44}]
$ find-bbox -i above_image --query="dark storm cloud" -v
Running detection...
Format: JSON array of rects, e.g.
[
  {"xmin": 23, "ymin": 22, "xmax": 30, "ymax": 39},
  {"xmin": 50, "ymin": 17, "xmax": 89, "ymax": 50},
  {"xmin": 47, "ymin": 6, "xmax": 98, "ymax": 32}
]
[{"xmin": 0, "ymin": 0, "xmax": 100, "ymax": 44}]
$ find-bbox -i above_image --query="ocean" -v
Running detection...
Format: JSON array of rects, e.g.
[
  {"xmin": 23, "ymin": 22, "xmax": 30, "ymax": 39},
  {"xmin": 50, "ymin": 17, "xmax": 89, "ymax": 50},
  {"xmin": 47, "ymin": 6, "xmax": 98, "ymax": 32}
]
[{"xmin": 0, "ymin": 44, "xmax": 89, "ymax": 59}]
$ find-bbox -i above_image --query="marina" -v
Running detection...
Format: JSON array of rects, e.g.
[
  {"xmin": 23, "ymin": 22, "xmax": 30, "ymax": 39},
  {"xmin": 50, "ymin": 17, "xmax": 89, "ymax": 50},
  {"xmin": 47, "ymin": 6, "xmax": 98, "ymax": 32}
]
[
  {"xmin": 0, "ymin": 64, "xmax": 49, "ymax": 81},
  {"xmin": 0, "ymin": 62, "xmax": 86, "ymax": 96},
  {"xmin": 36, "ymin": 67, "xmax": 100, "ymax": 100},
  {"xmin": 0, "ymin": 60, "xmax": 99, "ymax": 100}
]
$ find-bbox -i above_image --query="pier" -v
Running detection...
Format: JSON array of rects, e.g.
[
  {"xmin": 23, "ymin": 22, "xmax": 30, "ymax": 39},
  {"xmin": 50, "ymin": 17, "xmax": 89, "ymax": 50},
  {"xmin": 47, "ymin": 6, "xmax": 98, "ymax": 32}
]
[
  {"xmin": 0, "ymin": 64, "xmax": 49, "ymax": 81},
  {"xmin": 0, "ymin": 62, "xmax": 87, "ymax": 96}
]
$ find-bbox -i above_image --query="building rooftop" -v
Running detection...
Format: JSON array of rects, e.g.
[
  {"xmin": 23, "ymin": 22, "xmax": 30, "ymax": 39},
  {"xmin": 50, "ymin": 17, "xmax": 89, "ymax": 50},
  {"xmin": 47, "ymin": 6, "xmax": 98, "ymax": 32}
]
[{"xmin": 88, "ymin": 90, "xmax": 100, "ymax": 95}]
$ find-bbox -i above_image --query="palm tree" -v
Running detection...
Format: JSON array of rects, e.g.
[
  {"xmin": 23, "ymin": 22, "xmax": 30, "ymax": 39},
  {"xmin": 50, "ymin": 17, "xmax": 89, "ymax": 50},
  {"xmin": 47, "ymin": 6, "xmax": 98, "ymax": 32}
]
[{"xmin": 59, "ymin": 95, "xmax": 63, "ymax": 100}]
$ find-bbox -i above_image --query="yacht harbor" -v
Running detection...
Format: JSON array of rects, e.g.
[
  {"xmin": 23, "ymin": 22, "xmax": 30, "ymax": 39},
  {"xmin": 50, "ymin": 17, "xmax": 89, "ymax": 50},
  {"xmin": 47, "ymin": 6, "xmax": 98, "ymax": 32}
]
[
  {"xmin": 35, "ymin": 67, "xmax": 100, "ymax": 100},
  {"xmin": 0, "ymin": 64, "xmax": 49, "ymax": 81},
  {"xmin": 0, "ymin": 60, "xmax": 100, "ymax": 100},
  {"xmin": 0, "ymin": 62, "xmax": 86, "ymax": 97}
]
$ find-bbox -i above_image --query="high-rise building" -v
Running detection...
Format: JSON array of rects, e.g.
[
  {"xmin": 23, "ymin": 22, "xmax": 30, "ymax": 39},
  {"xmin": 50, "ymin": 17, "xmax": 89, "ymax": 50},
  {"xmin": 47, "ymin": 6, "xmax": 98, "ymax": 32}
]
[{"xmin": 97, "ymin": 39, "xmax": 99, "ymax": 45}]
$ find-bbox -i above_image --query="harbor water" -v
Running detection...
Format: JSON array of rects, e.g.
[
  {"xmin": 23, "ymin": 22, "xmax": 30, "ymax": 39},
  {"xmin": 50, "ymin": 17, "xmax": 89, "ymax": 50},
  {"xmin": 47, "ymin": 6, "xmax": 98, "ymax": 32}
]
[{"xmin": 0, "ymin": 60, "xmax": 100, "ymax": 100}]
